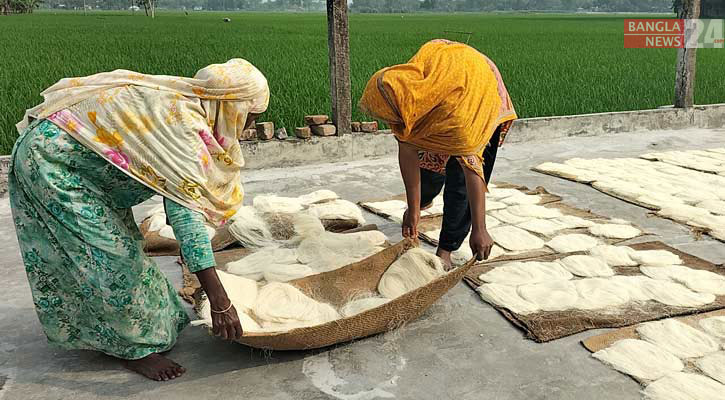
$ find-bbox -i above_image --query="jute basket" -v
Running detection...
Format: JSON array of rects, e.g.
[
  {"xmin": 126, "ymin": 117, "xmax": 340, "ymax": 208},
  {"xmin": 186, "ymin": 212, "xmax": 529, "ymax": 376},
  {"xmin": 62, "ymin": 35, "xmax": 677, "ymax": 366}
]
[{"xmin": 231, "ymin": 239, "xmax": 474, "ymax": 350}]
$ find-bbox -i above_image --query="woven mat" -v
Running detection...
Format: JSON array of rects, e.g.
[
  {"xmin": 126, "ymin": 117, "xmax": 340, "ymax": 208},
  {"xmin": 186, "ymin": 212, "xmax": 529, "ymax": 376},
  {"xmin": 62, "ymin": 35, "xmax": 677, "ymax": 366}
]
[
  {"xmin": 358, "ymin": 182, "xmax": 562, "ymax": 220},
  {"xmin": 532, "ymin": 162, "xmax": 725, "ymax": 243},
  {"xmin": 178, "ymin": 225, "xmax": 381, "ymax": 306},
  {"xmin": 140, "ymin": 220, "xmax": 238, "ymax": 257},
  {"xmin": 464, "ymin": 241, "xmax": 725, "ymax": 342},
  {"xmin": 581, "ymin": 308, "xmax": 725, "ymax": 385},
  {"xmin": 582, "ymin": 308, "xmax": 725, "ymax": 353},
  {"xmin": 417, "ymin": 195, "xmax": 648, "ymax": 263},
  {"xmin": 141, "ymin": 216, "xmax": 362, "ymax": 257},
  {"xmin": 181, "ymin": 239, "xmax": 475, "ymax": 350}
]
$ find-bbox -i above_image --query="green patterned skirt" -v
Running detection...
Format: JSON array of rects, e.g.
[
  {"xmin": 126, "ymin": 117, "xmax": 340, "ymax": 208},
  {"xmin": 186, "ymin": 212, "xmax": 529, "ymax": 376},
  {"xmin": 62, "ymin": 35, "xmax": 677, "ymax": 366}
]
[{"xmin": 9, "ymin": 120, "xmax": 190, "ymax": 360}]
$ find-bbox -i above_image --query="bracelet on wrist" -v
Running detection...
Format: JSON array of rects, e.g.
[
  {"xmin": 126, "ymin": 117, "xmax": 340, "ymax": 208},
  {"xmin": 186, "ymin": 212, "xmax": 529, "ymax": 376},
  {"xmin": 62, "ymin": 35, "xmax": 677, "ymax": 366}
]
[{"xmin": 211, "ymin": 302, "xmax": 233, "ymax": 314}]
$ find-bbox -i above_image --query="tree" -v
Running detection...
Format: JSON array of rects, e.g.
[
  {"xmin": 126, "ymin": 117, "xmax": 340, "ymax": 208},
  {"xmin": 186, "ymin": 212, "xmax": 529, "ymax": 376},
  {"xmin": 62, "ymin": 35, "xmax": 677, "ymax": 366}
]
[
  {"xmin": 5, "ymin": 0, "xmax": 43, "ymax": 13},
  {"xmin": 136, "ymin": 0, "xmax": 155, "ymax": 17},
  {"xmin": 25, "ymin": 0, "xmax": 43, "ymax": 12}
]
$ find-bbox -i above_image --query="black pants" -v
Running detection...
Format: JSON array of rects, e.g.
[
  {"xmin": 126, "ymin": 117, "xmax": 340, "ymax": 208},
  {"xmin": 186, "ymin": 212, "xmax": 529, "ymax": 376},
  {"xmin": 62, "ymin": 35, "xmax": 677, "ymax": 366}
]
[{"xmin": 420, "ymin": 129, "xmax": 500, "ymax": 252}]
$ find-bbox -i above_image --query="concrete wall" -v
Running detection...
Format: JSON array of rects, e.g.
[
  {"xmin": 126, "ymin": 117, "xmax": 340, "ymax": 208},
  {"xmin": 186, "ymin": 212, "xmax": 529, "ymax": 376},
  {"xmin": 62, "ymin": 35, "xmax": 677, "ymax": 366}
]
[
  {"xmin": 1, "ymin": 103, "xmax": 724, "ymax": 176},
  {"xmin": 507, "ymin": 103, "xmax": 725, "ymax": 143},
  {"xmin": 240, "ymin": 103, "xmax": 725, "ymax": 169}
]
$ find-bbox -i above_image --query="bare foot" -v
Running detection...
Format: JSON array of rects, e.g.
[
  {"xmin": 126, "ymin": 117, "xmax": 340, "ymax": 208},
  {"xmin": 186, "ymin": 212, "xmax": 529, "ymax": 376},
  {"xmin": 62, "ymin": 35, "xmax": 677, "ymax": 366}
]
[
  {"xmin": 123, "ymin": 353, "xmax": 186, "ymax": 381},
  {"xmin": 436, "ymin": 248, "xmax": 453, "ymax": 271}
]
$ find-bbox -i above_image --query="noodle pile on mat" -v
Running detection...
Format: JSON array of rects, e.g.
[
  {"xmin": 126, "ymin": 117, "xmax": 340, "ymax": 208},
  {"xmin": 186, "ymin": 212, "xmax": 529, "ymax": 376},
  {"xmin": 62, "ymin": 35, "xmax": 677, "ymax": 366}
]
[
  {"xmin": 226, "ymin": 215, "xmax": 386, "ymax": 282},
  {"xmin": 140, "ymin": 189, "xmax": 363, "ymax": 248},
  {"xmin": 192, "ymin": 245, "xmax": 447, "ymax": 333}
]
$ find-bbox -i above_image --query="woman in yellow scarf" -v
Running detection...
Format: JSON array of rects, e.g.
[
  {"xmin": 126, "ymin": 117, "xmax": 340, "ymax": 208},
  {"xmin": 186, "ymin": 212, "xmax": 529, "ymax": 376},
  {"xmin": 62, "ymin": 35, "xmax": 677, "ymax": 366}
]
[
  {"xmin": 10, "ymin": 59, "xmax": 268, "ymax": 381},
  {"xmin": 360, "ymin": 40, "xmax": 517, "ymax": 267}
]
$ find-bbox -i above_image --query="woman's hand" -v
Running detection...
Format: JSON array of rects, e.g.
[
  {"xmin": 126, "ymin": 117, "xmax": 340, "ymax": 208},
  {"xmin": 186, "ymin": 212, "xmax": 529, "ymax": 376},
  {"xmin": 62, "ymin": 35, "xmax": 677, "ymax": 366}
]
[
  {"xmin": 461, "ymin": 163, "xmax": 492, "ymax": 260},
  {"xmin": 195, "ymin": 267, "xmax": 243, "ymax": 341},
  {"xmin": 210, "ymin": 300, "xmax": 243, "ymax": 341},
  {"xmin": 402, "ymin": 208, "xmax": 420, "ymax": 239},
  {"xmin": 398, "ymin": 141, "xmax": 422, "ymax": 239},
  {"xmin": 469, "ymin": 226, "xmax": 494, "ymax": 261}
]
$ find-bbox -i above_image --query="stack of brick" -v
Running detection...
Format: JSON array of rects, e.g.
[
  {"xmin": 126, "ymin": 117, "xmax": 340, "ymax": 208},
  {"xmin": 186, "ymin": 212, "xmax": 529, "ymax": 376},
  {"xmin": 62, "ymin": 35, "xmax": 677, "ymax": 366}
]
[
  {"xmin": 351, "ymin": 121, "xmax": 379, "ymax": 133},
  {"xmin": 298, "ymin": 115, "xmax": 336, "ymax": 138},
  {"xmin": 239, "ymin": 122, "xmax": 289, "ymax": 142},
  {"xmin": 239, "ymin": 116, "xmax": 384, "ymax": 143}
]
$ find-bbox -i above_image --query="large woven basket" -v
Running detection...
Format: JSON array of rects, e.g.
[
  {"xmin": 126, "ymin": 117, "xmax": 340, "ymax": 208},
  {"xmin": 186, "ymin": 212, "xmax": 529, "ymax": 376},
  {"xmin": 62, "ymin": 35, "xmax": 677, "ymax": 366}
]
[{"xmin": 232, "ymin": 239, "xmax": 474, "ymax": 350}]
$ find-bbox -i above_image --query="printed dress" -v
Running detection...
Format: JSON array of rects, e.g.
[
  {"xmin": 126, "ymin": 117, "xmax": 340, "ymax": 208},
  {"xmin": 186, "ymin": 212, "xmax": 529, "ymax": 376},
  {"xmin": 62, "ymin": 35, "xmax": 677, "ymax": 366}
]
[{"xmin": 9, "ymin": 119, "xmax": 215, "ymax": 360}]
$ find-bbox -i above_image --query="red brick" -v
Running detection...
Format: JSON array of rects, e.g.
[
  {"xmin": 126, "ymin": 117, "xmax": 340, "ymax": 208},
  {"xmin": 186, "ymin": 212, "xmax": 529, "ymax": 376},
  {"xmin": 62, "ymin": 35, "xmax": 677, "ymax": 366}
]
[
  {"xmin": 294, "ymin": 127, "xmax": 312, "ymax": 139},
  {"xmin": 256, "ymin": 122, "xmax": 274, "ymax": 140},
  {"xmin": 361, "ymin": 121, "xmax": 378, "ymax": 133},
  {"xmin": 304, "ymin": 115, "xmax": 330, "ymax": 125},
  {"xmin": 310, "ymin": 124, "xmax": 337, "ymax": 136}
]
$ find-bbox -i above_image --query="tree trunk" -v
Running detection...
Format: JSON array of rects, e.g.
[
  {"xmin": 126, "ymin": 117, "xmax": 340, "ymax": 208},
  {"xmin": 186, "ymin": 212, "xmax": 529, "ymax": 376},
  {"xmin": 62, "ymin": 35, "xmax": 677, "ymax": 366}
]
[
  {"xmin": 326, "ymin": 0, "xmax": 352, "ymax": 136},
  {"xmin": 674, "ymin": 0, "xmax": 701, "ymax": 108}
]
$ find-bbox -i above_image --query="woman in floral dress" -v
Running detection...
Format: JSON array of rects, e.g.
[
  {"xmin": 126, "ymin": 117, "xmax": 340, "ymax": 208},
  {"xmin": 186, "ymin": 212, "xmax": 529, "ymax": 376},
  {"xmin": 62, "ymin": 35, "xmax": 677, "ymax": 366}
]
[{"xmin": 9, "ymin": 59, "xmax": 269, "ymax": 381}]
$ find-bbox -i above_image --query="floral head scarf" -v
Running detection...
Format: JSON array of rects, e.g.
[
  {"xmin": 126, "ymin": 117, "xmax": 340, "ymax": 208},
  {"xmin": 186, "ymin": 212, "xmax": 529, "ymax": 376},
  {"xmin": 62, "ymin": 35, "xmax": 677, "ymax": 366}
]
[{"xmin": 18, "ymin": 59, "xmax": 270, "ymax": 225}]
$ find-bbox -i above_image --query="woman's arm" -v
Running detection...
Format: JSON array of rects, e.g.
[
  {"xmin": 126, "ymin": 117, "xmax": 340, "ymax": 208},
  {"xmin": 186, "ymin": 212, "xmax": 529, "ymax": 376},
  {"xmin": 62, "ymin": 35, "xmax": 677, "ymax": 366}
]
[
  {"xmin": 194, "ymin": 268, "xmax": 242, "ymax": 340},
  {"xmin": 164, "ymin": 198, "xmax": 242, "ymax": 340},
  {"xmin": 398, "ymin": 141, "xmax": 421, "ymax": 238},
  {"xmin": 462, "ymin": 167, "xmax": 494, "ymax": 260}
]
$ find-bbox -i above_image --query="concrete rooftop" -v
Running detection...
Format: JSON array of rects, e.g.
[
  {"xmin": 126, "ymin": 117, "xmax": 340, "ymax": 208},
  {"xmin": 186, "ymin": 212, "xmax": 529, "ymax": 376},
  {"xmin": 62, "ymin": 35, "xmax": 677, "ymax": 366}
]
[{"xmin": 1, "ymin": 126, "xmax": 725, "ymax": 400}]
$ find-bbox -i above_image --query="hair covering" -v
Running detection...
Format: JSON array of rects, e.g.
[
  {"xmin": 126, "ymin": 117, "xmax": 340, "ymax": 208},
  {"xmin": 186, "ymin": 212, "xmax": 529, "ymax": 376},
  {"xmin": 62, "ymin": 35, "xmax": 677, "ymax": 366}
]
[
  {"xmin": 359, "ymin": 40, "xmax": 516, "ymax": 158},
  {"xmin": 17, "ymin": 59, "xmax": 269, "ymax": 225}
]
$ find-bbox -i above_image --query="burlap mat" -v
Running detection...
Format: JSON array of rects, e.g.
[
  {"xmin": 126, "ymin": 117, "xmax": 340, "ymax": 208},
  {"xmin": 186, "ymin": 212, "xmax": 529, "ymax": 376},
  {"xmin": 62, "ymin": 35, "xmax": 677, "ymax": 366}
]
[
  {"xmin": 140, "ymin": 219, "xmax": 239, "ymax": 257},
  {"xmin": 417, "ymin": 198, "xmax": 648, "ymax": 263},
  {"xmin": 532, "ymin": 164, "xmax": 725, "ymax": 242},
  {"xmin": 464, "ymin": 241, "xmax": 725, "ymax": 342},
  {"xmin": 582, "ymin": 308, "xmax": 725, "ymax": 353},
  {"xmin": 358, "ymin": 182, "xmax": 562, "ymax": 220},
  {"xmin": 177, "ymin": 224, "xmax": 380, "ymax": 305},
  {"xmin": 182, "ymin": 239, "xmax": 475, "ymax": 350},
  {"xmin": 581, "ymin": 308, "xmax": 725, "ymax": 384},
  {"xmin": 141, "ymin": 216, "xmax": 362, "ymax": 257},
  {"xmin": 182, "ymin": 235, "xmax": 382, "ymax": 299}
]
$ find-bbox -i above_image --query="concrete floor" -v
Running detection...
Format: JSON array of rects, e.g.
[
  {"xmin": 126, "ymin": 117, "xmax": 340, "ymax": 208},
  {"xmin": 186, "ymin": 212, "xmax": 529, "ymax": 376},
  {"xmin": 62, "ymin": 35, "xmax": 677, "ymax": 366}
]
[{"xmin": 1, "ymin": 127, "xmax": 725, "ymax": 400}]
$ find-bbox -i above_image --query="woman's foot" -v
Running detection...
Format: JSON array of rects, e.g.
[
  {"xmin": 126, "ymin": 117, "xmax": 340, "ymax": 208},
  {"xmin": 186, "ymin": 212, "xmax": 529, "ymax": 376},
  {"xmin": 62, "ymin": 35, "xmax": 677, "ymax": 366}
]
[
  {"xmin": 436, "ymin": 248, "xmax": 453, "ymax": 271},
  {"xmin": 122, "ymin": 353, "xmax": 186, "ymax": 381}
]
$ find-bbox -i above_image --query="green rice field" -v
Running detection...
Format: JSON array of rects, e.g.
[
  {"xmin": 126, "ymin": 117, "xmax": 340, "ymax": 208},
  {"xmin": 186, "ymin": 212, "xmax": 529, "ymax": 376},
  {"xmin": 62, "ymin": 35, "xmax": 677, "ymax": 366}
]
[{"xmin": 1, "ymin": 11, "xmax": 724, "ymax": 154}]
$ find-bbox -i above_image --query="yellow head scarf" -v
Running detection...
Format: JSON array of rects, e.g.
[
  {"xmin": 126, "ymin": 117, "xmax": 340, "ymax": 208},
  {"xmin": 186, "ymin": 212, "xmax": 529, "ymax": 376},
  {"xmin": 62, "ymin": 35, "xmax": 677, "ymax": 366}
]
[
  {"xmin": 17, "ymin": 59, "xmax": 269, "ymax": 225},
  {"xmin": 359, "ymin": 40, "xmax": 514, "ymax": 156}
]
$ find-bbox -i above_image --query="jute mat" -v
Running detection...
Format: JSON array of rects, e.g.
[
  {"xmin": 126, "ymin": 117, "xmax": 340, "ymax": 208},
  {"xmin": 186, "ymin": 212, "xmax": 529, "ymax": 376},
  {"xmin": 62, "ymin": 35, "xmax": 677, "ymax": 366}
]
[
  {"xmin": 464, "ymin": 241, "xmax": 725, "ymax": 342},
  {"xmin": 582, "ymin": 308, "xmax": 725, "ymax": 354},
  {"xmin": 358, "ymin": 182, "xmax": 562, "ymax": 220},
  {"xmin": 182, "ymin": 239, "xmax": 475, "ymax": 350},
  {"xmin": 141, "ymin": 216, "xmax": 362, "ymax": 257},
  {"xmin": 532, "ymin": 162, "xmax": 725, "ymax": 243},
  {"xmin": 140, "ymin": 219, "xmax": 238, "ymax": 257},
  {"xmin": 178, "ymin": 224, "xmax": 381, "ymax": 305},
  {"xmin": 581, "ymin": 309, "xmax": 725, "ymax": 385},
  {"xmin": 417, "ymin": 193, "xmax": 648, "ymax": 263}
]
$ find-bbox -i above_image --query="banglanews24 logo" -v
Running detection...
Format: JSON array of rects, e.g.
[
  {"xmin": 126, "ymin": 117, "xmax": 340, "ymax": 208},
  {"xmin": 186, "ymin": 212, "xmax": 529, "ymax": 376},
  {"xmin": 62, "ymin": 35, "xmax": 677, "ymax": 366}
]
[{"xmin": 625, "ymin": 19, "xmax": 724, "ymax": 48}]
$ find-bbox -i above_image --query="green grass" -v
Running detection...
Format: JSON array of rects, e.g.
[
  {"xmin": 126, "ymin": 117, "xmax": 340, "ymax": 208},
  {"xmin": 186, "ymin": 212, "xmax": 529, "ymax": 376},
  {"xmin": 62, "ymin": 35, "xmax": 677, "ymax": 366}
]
[{"xmin": 1, "ymin": 11, "xmax": 724, "ymax": 154}]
